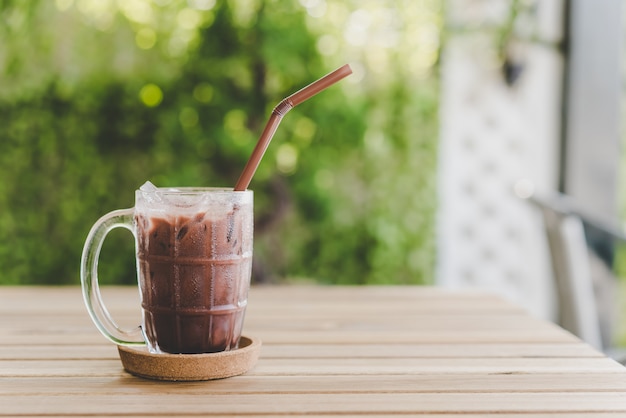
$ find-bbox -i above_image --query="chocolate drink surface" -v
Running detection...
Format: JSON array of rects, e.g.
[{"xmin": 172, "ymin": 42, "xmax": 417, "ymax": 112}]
[{"xmin": 135, "ymin": 203, "xmax": 252, "ymax": 354}]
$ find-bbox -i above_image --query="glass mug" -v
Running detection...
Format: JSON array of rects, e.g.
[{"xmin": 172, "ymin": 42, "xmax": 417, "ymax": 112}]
[{"xmin": 80, "ymin": 185, "xmax": 253, "ymax": 354}]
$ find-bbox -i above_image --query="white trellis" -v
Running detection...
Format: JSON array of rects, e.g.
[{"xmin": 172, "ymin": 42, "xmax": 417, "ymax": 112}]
[{"xmin": 437, "ymin": 0, "xmax": 565, "ymax": 320}]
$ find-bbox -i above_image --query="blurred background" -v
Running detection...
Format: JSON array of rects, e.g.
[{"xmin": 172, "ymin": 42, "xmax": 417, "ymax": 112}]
[
  {"xmin": 0, "ymin": 0, "xmax": 439, "ymax": 287},
  {"xmin": 2, "ymin": 1, "xmax": 626, "ymax": 354}
]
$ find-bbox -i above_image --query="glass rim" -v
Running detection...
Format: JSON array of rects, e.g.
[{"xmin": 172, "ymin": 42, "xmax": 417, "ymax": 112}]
[{"xmin": 136, "ymin": 187, "xmax": 252, "ymax": 196}]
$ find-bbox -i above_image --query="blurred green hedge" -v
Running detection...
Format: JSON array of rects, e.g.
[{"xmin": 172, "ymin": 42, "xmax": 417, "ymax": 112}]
[{"xmin": 0, "ymin": 0, "xmax": 440, "ymax": 285}]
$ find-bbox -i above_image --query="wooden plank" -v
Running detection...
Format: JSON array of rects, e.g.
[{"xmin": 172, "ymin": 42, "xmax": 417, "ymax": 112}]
[
  {"xmin": 250, "ymin": 357, "xmax": 625, "ymax": 375},
  {"xmin": 0, "ymin": 357, "xmax": 622, "ymax": 378},
  {"xmin": 0, "ymin": 286, "xmax": 528, "ymax": 313},
  {"xmin": 0, "ymin": 316, "xmax": 582, "ymax": 345},
  {"xmin": 0, "ymin": 342, "xmax": 603, "ymax": 360},
  {"xmin": 257, "ymin": 342, "xmax": 604, "ymax": 358},
  {"xmin": 246, "ymin": 329, "xmax": 580, "ymax": 344},
  {"xmin": 0, "ymin": 315, "xmax": 577, "ymax": 336},
  {"xmin": 0, "ymin": 329, "xmax": 582, "ymax": 346},
  {"xmin": 2, "ymin": 392, "xmax": 626, "ymax": 415},
  {"xmin": 0, "ymin": 312, "xmax": 564, "ymax": 328},
  {"xmin": 0, "ymin": 345, "xmax": 119, "ymax": 360},
  {"xmin": 4, "ymin": 415, "xmax": 621, "ymax": 418},
  {"xmin": 2, "ymin": 373, "xmax": 626, "ymax": 395},
  {"xmin": 2, "ymin": 414, "xmax": 623, "ymax": 418}
]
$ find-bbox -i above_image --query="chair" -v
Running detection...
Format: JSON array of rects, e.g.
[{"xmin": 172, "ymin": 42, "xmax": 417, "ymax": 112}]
[{"xmin": 522, "ymin": 189, "xmax": 624, "ymax": 357}]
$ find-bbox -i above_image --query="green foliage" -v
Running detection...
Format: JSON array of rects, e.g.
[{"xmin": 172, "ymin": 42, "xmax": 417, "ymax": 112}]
[{"xmin": 0, "ymin": 0, "xmax": 441, "ymax": 285}]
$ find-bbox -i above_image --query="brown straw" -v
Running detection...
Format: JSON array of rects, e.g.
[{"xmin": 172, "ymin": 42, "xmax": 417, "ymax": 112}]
[{"xmin": 234, "ymin": 64, "xmax": 353, "ymax": 191}]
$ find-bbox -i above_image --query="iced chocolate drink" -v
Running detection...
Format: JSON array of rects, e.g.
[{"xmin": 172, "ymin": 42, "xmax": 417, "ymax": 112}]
[
  {"xmin": 80, "ymin": 184, "xmax": 253, "ymax": 354},
  {"xmin": 134, "ymin": 188, "xmax": 253, "ymax": 354}
]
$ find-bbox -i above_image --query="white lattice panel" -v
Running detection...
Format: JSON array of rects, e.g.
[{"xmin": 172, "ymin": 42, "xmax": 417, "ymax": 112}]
[{"xmin": 437, "ymin": 0, "xmax": 564, "ymax": 320}]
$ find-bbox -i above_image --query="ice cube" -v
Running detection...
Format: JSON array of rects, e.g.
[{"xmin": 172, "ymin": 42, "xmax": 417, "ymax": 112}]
[
  {"xmin": 140, "ymin": 181, "xmax": 159, "ymax": 192},
  {"xmin": 139, "ymin": 180, "xmax": 163, "ymax": 205}
]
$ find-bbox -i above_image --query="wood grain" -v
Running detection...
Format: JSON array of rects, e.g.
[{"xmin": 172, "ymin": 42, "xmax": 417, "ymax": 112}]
[{"xmin": 0, "ymin": 285, "xmax": 625, "ymax": 416}]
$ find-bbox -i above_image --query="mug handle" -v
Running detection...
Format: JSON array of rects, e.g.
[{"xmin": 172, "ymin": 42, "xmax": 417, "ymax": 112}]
[{"xmin": 80, "ymin": 208, "xmax": 145, "ymax": 346}]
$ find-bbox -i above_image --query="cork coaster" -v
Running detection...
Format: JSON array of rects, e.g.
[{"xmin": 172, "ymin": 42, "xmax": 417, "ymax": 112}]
[{"xmin": 117, "ymin": 336, "xmax": 261, "ymax": 381}]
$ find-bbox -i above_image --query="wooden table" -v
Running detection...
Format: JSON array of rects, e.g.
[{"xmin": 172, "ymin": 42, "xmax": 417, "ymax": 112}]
[{"xmin": 1, "ymin": 285, "xmax": 626, "ymax": 416}]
